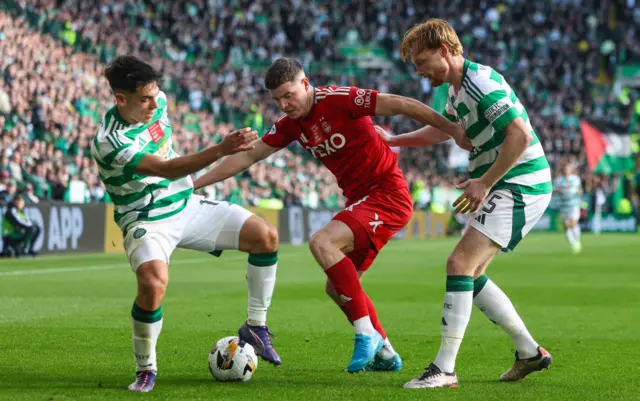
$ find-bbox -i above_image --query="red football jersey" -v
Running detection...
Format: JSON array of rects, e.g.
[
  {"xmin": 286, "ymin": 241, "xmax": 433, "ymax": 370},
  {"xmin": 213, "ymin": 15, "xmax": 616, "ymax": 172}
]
[{"xmin": 262, "ymin": 86, "xmax": 407, "ymax": 202}]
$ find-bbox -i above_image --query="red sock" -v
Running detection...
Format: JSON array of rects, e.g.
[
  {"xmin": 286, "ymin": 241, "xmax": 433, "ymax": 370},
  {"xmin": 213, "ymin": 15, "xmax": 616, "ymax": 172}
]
[
  {"xmin": 365, "ymin": 293, "xmax": 386, "ymax": 339},
  {"xmin": 324, "ymin": 257, "xmax": 369, "ymax": 321},
  {"xmin": 339, "ymin": 305, "xmax": 353, "ymax": 325}
]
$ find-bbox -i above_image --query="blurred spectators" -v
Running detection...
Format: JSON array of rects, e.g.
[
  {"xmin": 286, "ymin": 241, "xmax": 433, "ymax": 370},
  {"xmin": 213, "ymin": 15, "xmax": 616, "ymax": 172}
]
[{"xmin": 0, "ymin": 0, "xmax": 638, "ymax": 214}]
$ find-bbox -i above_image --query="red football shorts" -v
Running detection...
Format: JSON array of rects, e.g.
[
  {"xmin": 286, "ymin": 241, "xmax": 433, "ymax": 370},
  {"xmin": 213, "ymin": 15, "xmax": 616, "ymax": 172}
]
[{"xmin": 332, "ymin": 186, "xmax": 413, "ymax": 271}]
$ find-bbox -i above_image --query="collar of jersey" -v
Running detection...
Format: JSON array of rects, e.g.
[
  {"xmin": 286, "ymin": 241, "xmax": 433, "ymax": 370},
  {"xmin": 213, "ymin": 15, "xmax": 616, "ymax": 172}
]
[
  {"xmin": 300, "ymin": 87, "xmax": 318, "ymax": 122},
  {"xmin": 462, "ymin": 59, "xmax": 470, "ymax": 85}
]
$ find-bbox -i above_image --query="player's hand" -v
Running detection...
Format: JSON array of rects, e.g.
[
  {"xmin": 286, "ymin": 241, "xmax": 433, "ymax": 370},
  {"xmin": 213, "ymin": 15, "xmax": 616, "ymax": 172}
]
[
  {"xmin": 374, "ymin": 125, "xmax": 392, "ymax": 144},
  {"xmin": 453, "ymin": 178, "xmax": 490, "ymax": 214},
  {"xmin": 452, "ymin": 126, "xmax": 472, "ymax": 151},
  {"xmin": 219, "ymin": 127, "xmax": 258, "ymax": 155}
]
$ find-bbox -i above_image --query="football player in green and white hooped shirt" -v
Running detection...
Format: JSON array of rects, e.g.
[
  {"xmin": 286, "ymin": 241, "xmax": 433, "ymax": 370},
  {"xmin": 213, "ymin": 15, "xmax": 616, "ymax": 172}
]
[
  {"xmin": 381, "ymin": 19, "xmax": 553, "ymax": 389},
  {"xmin": 91, "ymin": 56, "xmax": 282, "ymax": 393},
  {"xmin": 553, "ymin": 163, "xmax": 583, "ymax": 253}
]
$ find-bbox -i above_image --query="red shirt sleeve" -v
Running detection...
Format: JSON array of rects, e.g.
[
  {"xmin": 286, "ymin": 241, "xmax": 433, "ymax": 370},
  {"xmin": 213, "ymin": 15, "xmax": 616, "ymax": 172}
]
[
  {"xmin": 347, "ymin": 87, "xmax": 379, "ymax": 118},
  {"xmin": 261, "ymin": 115, "xmax": 298, "ymax": 148}
]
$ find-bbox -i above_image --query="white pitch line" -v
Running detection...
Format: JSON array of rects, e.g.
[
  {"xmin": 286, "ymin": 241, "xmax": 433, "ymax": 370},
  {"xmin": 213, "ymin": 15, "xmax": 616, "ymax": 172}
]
[{"xmin": 0, "ymin": 257, "xmax": 217, "ymax": 277}]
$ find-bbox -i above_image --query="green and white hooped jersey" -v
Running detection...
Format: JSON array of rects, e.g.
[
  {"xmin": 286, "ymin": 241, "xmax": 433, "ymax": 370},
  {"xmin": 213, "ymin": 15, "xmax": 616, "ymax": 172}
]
[
  {"xmin": 444, "ymin": 59, "xmax": 552, "ymax": 196},
  {"xmin": 91, "ymin": 91, "xmax": 193, "ymax": 233},
  {"xmin": 553, "ymin": 174, "xmax": 582, "ymax": 210}
]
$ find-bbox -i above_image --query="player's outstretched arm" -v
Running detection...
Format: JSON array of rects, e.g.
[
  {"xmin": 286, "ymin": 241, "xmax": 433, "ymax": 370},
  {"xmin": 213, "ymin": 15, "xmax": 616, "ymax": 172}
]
[
  {"xmin": 193, "ymin": 138, "xmax": 281, "ymax": 190},
  {"xmin": 135, "ymin": 127, "xmax": 257, "ymax": 180},
  {"xmin": 374, "ymin": 93, "xmax": 463, "ymax": 137},
  {"xmin": 376, "ymin": 125, "xmax": 471, "ymax": 149}
]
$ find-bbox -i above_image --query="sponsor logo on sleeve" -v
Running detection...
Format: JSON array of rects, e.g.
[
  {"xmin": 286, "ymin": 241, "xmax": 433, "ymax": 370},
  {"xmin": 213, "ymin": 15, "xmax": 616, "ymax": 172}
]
[
  {"xmin": 484, "ymin": 100, "xmax": 511, "ymax": 123},
  {"xmin": 354, "ymin": 89, "xmax": 373, "ymax": 108}
]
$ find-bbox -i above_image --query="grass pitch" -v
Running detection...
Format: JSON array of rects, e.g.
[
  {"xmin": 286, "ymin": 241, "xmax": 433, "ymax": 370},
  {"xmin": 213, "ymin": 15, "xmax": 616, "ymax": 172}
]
[{"xmin": 1, "ymin": 233, "xmax": 638, "ymax": 400}]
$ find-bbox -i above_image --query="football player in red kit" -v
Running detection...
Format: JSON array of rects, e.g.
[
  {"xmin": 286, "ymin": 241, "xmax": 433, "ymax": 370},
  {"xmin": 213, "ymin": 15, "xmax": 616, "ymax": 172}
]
[{"xmin": 194, "ymin": 58, "xmax": 468, "ymax": 373}]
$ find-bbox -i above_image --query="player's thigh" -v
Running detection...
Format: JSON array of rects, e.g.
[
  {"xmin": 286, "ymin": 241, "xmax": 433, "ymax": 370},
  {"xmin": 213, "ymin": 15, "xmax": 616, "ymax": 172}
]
[
  {"xmin": 124, "ymin": 221, "xmax": 179, "ymax": 272},
  {"xmin": 449, "ymin": 226, "xmax": 501, "ymax": 276},
  {"xmin": 309, "ymin": 219, "xmax": 356, "ymax": 255},
  {"xmin": 177, "ymin": 195, "xmax": 253, "ymax": 253},
  {"xmin": 332, "ymin": 187, "xmax": 413, "ymax": 254}
]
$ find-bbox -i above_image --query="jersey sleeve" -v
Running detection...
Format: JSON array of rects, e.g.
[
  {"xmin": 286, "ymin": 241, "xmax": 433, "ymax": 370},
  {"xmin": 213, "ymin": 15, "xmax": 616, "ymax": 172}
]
[
  {"xmin": 346, "ymin": 87, "xmax": 379, "ymax": 118},
  {"xmin": 475, "ymin": 77, "xmax": 520, "ymax": 132},
  {"xmin": 261, "ymin": 115, "xmax": 298, "ymax": 148},
  {"xmin": 93, "ymin": 126, "xmax": 145, "ymax": 176}
]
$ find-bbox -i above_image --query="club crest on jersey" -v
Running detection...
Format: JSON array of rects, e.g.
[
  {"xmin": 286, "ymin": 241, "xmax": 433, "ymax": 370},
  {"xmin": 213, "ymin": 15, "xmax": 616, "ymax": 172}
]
[
  {"xmin": 157, "ymin": 140, "xmax": 171, "ymax": 158},
  {"xmin": 148, "ymin": 121, "xmax": 164, "ymax": 143},
  {"xmin": 322, "ymin": 121, "xmax": 331, "ymax": 133}
]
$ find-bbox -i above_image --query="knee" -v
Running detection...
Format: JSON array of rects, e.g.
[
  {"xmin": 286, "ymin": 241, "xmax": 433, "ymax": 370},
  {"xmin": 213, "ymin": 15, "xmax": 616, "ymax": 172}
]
[
  {"xmin": 309, "ymin": 231, "xmax": 330, "ymax": 256},
  {"xmin": 446, "ymin": 253, "xmax": 470, "ymax": 276},
  {"xmin": 253, "ymin": 224, "xmax": 279, "ymax": 254},
  {"xmin": 137, "ymin": 264, "xmax": 168, "ymax": 299}
]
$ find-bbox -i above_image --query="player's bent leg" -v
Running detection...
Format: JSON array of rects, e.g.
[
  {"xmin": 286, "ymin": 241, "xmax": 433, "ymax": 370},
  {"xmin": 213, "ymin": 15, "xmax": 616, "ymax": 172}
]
[
  {"xmin": 129, "ymin": 259, "xmax": 168, "ymax": 393},
  {"xmin": 234, "ymin": 215, "xmax": 282, "ymax": 365},
  {"xmin": 405, "ymin": 227, "xmax": 498, "ymax": 389},
  {"xmin": 471, "ymin": 248, "xmax": 552, "ymax": 381},
  {"xmin": 310, "ymin": 221, "xmax": 382, "ymax": 373},
  {"xmin": 177, "ymin": 199, "xmax": 282, "ymax": 365},
  {"xmin": 325, "ymin": 270, "xmax": 400, "ymax": 371}
]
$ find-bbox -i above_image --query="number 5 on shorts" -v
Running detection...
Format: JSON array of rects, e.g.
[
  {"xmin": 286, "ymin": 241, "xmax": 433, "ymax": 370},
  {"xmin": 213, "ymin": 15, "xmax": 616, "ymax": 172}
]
[{"xmin": 482, "ymin": 194, "xmax": 503, "ymax": 214}]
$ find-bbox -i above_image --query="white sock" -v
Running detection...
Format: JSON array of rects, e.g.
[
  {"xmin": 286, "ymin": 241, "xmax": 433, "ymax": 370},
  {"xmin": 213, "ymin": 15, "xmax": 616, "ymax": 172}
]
[
  {"xmin": 473, "ymin": 275, "xmax": 539, "ymax": 359},
  {"xmin": 246, "ymin": 253, "xmax": 278, "ymax": 326},
  {"xmin": 434, "ymin": 276, "xmax": 473, "ymax": 373},
  {"xmin": 572, "ymin": 225, "xmax": 581, "ymax": 243},
  {"xmin": 377, "ymin": 337, "xmax": 396, "ymax": 359},
  {"xmin": 353, "ymin": 316, "xmax": 377, "ymax": 336},
  {"xmin": 565, "ymin": 228, "xmax": 576, "ymax": 246},
  {"xmin": 131, "ymin": 303, "xmax": 163, "ymax": 372}
]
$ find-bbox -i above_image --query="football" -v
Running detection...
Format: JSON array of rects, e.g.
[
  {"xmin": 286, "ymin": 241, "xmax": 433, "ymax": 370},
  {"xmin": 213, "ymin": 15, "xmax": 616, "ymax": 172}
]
[{"xmin": 208, "ymin": 336, "xmax": 258, "ymax": 382}]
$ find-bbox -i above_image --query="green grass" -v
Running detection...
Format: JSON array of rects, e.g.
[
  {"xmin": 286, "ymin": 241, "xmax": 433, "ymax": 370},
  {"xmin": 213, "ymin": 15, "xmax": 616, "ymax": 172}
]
[{"xmin": 0, "ymin": 233, "xmax": 639, "ymax": 400}]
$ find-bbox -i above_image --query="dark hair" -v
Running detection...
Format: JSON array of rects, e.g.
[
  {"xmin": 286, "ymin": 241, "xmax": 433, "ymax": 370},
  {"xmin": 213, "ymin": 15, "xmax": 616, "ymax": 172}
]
[
  {"xmin": 264, "ymin": 58, "xmax": 304, "ymax": 90},
  {"xmin": 104, "ymin": 55, "xmax": 163, "ymax": 93}
]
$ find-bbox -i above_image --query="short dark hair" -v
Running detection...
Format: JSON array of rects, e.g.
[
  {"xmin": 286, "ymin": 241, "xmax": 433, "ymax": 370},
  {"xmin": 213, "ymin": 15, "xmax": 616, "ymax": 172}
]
[
  {"xmin": 104, "ymin": 55, "xmax": 163, "ymax": 93},
  {"xmin": 264, "ymin": 58, "xmax": 304, "ymax": 90}
]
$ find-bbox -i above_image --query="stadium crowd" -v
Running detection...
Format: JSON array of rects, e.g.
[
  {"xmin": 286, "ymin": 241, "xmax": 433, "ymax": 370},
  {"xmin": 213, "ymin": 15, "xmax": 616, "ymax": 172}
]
[{"xmin": 0, "ymin": 0, "xmax": 639, "ymax": 214}]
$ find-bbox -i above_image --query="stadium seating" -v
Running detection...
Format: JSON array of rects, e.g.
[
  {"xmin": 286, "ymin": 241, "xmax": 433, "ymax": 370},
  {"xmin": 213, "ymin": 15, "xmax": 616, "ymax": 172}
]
[{"xmin": 0, "ymin": 0, "xmax": 638, "ymax": 213}]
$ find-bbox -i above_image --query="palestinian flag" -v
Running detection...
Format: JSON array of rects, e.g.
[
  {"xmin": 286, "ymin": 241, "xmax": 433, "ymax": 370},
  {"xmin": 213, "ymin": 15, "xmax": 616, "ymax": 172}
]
[{"xmin": 580, "ymin": 120, "xmax": 635, "ymax": 173}]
